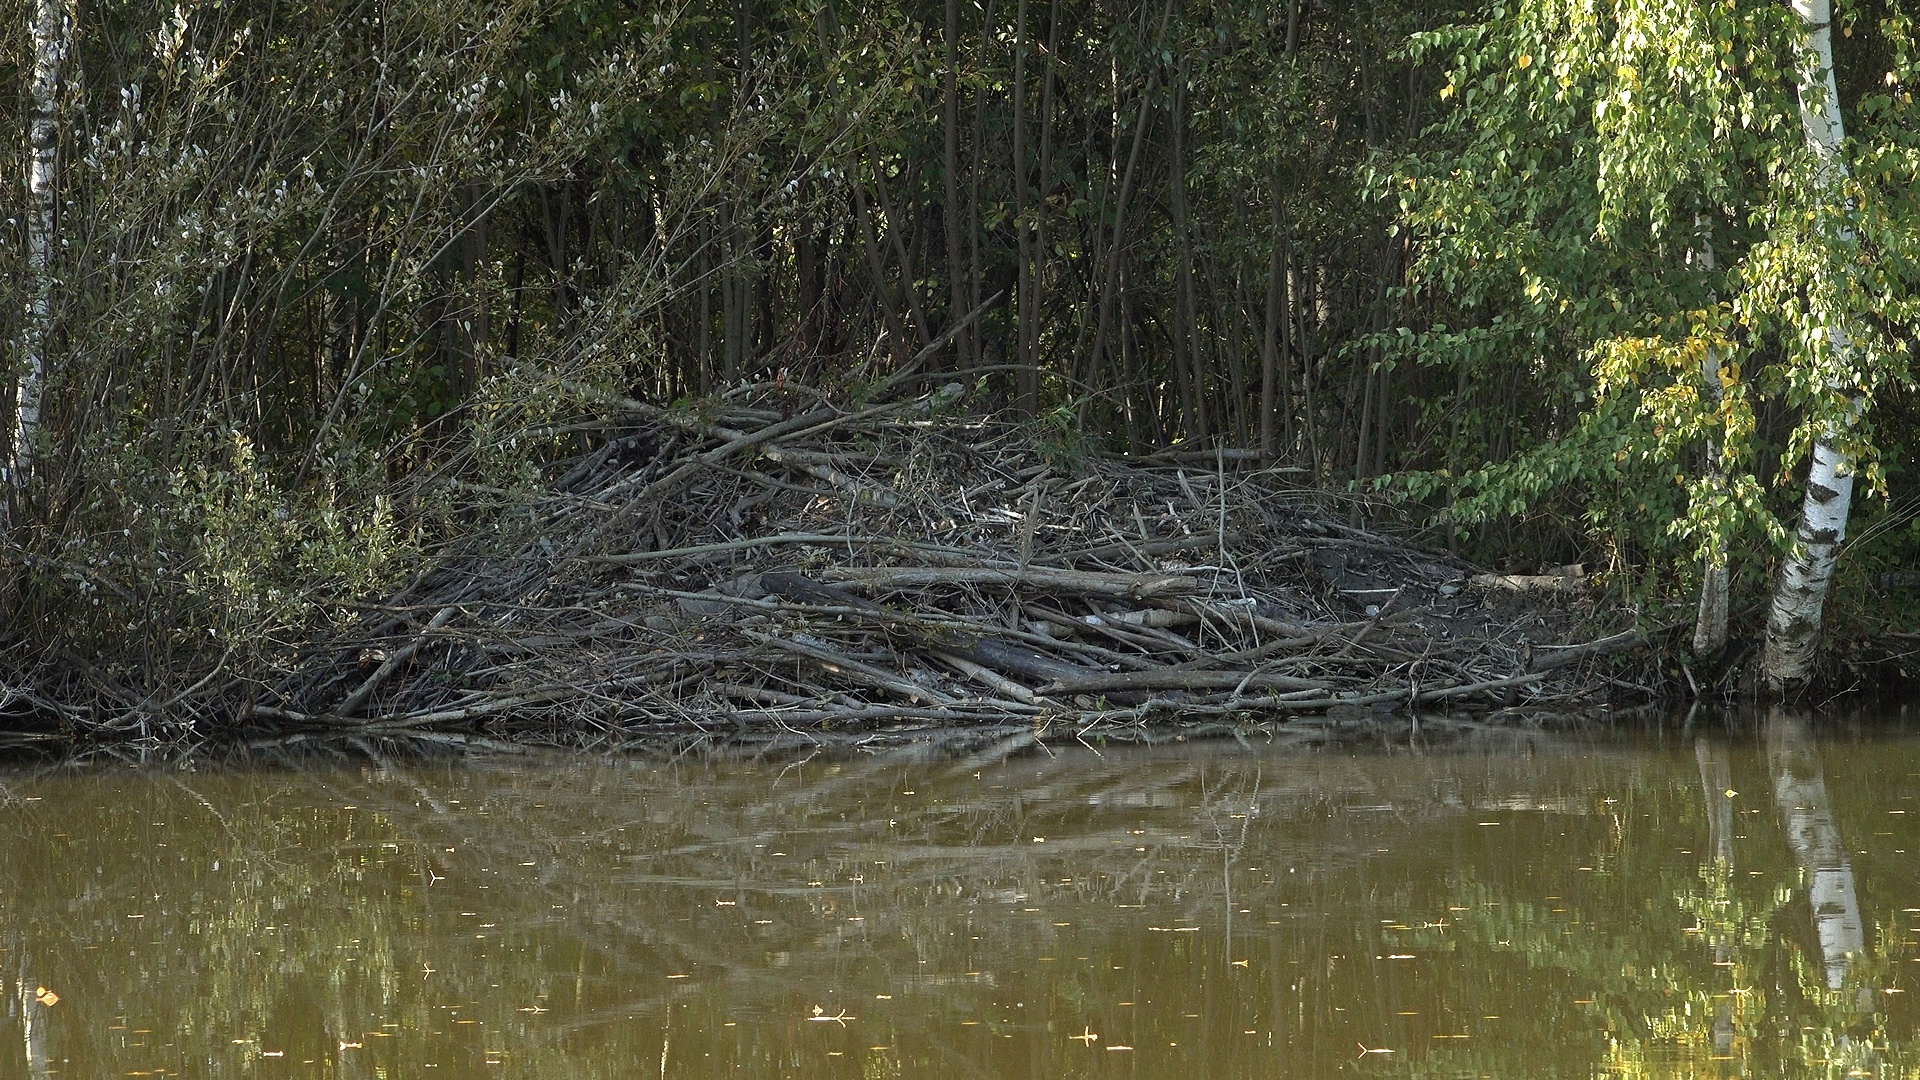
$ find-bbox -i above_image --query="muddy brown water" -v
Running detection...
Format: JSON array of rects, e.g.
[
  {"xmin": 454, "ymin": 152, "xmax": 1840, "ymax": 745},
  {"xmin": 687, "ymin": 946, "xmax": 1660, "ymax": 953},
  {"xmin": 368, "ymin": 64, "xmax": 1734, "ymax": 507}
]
[{"xmin": 0, "ymin": 712, "xmax": 1915, "ymax": 1078}]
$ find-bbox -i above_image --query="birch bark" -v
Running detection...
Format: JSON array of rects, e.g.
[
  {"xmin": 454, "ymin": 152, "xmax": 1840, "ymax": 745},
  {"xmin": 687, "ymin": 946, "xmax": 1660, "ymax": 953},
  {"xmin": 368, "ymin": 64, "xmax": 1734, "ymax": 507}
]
[
  {"xmin": 1763, "ymin": 0, "xmax": 1860, "ymax": 687},
  {"xmin": 7, "ymin": 0, "xmax": 69, "ymax": 526}
]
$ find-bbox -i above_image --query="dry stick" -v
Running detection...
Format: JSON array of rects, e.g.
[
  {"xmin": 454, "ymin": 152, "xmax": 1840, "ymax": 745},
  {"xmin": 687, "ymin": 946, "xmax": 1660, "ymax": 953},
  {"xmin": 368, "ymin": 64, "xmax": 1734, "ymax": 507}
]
[
  {"xmin": 937, "ymin": 635, "xmax": 1095, "ymax": 683},
  {"xmin": 573, "ymin": 394, "xmax": 931, "ymax": 551},
  {"xmin": 1526, "ymin": 627, "xmax": 1649, "ymax": 673},
  {"xmin": 576, "ymin": 414, "xmax": 833, "ymax": 530},
  {"xmin": 1173, "ymin": 629, "xmax": 1327, "ymax": 671},
  {"xmin": 1077, "ymin": 671, "xmax": 1548, "ymax": 723},
  {"xmin": 1331, "ymin": 591, "xmax": 1408, "ymax": 660},
  {"xmin": 1407, "ymin": 672, "xmax": 1546, "ymax": 704},
  {"xmin": 933, "ymin": 651, "xmax": 1042, "ymax": 705},
  {"xmin": 761, "ymin": 572, "xmax": 1099, "ymax": 690},
  {"xmin": 755, "ymin": 447, "xmax": 899, "ymax": 505},
  {"xmin": 722, "ymin": 705, "xmax": 1033, "ymax": 726},
  {"xmin": 336, "ymin": 604, "xmax": 459, "ymax": 718},
  {"xmin": 744, "ymin": 630, "xmax": 956, "ymax": 706},
  {"xmin": 1167, "ymin": 597, "xmax": 1320, "ymax": 639},
  {"xmin": 826, "ymin": 565, "xmax": 1198, "ymax": 599},
  {"xmin": 361, "ymin": 686, "xmax": 582, "ymax": 729},
  {"xmin": 712, "ymin": 683, "xmax": 817, "ymax": 707},
  {"xmin": 1078, "ymin": 614, "xmax": 1193, "ymax": 659},
  {"xmin": 867, "ymin": 289, "xmax": 1008, "ymax": 398},
  {"xmin": 1104, "ymin": 607, "xmax": 1198, "ymax": 629},
  {"xmin": 1019, "ymin": 605, "xmax": 1173, "ymax": 669},
  {"xmin": 758, "ymin": 570, "xmax": 881, "ymax": 611},
  {"xmin": 1040, "ymin": 669, "xmax": 1333, "ymax": 695},
  {"xmin": 244, "ymin": 703, "xmax": 321, "ymax": 725},
  {"xmin": 633, "ymin": 587, "xmax": 1143, "ymax": 669},
  {"xmin": 591, "ymin": 532, "xmax": 936, "ymax": 565}
]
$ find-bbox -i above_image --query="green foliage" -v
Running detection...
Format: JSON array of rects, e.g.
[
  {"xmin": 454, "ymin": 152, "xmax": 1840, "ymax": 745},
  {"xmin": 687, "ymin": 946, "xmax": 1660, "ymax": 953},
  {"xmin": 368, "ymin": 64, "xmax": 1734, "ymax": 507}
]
[
  {"xmin": 1386, "ymin": 0, "xmax": 1920, "ymax": 607},
  {"xmin": 9, "ymin": 0, "xmax": 1919, "ymax": 702},
  {"xmin": 1034, "ymin": 398, "xmax": 1090, "ymax": 473}
]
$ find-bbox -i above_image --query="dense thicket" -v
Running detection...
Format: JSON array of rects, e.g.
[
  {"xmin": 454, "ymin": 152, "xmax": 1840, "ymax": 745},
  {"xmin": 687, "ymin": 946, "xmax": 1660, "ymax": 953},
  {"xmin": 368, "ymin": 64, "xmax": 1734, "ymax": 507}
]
[
  {"xmin": 1, "ymin": 0, "xmax": 1916, "ymax": 710},
  {"xmin": 0, "ymin": 0, "xmax": 1448, "ymax": 693}
]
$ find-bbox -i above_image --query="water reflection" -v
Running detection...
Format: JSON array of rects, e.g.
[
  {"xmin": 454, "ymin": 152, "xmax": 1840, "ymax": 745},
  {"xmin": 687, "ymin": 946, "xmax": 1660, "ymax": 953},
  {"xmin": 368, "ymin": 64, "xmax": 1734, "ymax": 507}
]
[
  {"xmin": 0, "ymin": 721, "xmax": 1913, "ymax": 1078},
  {"xmin": 1769, "ymin": 710, "xmax": 1870, "ymax": 998}
]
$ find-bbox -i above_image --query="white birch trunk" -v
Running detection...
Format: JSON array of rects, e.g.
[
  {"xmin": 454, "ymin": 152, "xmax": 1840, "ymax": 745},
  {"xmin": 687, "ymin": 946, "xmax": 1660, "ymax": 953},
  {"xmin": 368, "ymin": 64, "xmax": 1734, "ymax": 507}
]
[
  {"xmin": 1764, "ymin": 0, "xmax": 1859, "ymax": 687},
  {"xmin": 1767, "ymin": 709, "xmax": 1868, "ymax": 998},
  {"xmin": 1691, "ymin": 223, "xmax": 1729, "ymax": 659},
  {"xmin": 7, "ymin": 0, "xmax": 68, "ymax": 527}
]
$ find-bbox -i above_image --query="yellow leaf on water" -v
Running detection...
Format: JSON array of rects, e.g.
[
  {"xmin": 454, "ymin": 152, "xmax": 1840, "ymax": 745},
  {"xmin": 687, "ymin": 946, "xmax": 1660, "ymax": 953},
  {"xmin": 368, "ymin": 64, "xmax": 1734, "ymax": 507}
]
[{"xmin": 33, "ymin": 987, "xmax": 57, "ymax": 1007}]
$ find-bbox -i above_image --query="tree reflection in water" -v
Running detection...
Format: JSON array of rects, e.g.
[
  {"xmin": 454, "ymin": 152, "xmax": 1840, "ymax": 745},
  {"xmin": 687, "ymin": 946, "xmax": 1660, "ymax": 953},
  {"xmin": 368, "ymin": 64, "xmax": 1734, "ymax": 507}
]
[
  {"xmin": 1429, "ymin": 715, "xmax": 1912, "ymax": 1080},
  {"xmin": 1769, "ymin": 709, "xmax": 1871, "ymax": 1000},
  {"xmin": 0, "ymin": 720, "xmax": 1909, "ymax": 1079}
]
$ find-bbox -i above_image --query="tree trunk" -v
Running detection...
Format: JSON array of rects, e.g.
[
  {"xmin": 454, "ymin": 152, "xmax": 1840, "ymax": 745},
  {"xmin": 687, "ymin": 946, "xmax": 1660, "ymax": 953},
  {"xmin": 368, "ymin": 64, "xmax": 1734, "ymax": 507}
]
[
  {"xmin": 1028, "ymin": 0, "xmax": 1060, "ymax": 409},
  {"xmin": 1259, "ymin": 173, "xmax": 1286, "ymax": 459},
  {"xmin": 1692, "ymin": 223, "xmax": 1729, "ymax": 660},
  {"xmin": 868, "ymin": 159, "xmax": 933, "ymax": 350},
  {"xmin": 1012, "ymin": 0, "xmax": 1034, "ymax": 412},
  {"xmin": 942, "ymin": 0, "xmax": 965, "ymax": 373},
  {"xmin": 1764, "ymin": 0, "xmax": 1860, "ymax": 688},
  {"xmin": 8, "ymin": 0, "xmax": 68, "ymax": 527},
  {"xmin": 1167, "ymin": 69, "xmax": 1205, "ymax": 441}
]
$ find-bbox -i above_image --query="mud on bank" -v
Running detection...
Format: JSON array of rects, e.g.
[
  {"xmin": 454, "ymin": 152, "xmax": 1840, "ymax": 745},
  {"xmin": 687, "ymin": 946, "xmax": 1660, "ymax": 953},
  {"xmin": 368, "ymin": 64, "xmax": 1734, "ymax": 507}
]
[{"xmin": 6, "ymin": 382, "xmax": 1661, "ymax": 747}]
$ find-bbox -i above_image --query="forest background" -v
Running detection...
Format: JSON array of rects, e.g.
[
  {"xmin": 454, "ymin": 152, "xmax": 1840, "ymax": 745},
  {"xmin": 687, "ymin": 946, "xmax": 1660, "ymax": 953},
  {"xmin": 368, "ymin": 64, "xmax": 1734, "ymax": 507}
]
[{"xmin": 0, "ymin": 0, "xmax": 1917, "ymax": 710}]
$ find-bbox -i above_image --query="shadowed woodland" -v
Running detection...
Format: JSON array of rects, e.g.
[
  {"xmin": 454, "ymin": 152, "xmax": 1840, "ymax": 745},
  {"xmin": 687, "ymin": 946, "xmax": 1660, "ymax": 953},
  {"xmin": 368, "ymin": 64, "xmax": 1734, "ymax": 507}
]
[{"xmin": 1, "ymin": 0, "xmax": 1917, "ymax": 732}]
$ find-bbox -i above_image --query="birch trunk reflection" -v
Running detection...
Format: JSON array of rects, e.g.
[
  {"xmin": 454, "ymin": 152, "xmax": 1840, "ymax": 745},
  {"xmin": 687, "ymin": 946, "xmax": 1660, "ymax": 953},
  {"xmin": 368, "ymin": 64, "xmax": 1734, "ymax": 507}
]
[
  {"xmin": 16, "ymin": 966, "xmax": 51, "ymax": 1080},
  {"xmin": 1767, "ymin": 708, "xmax": 1867, "ymax": 997},
  {"xmin": 1696, "ymin": 736, "xmax": 1738, "ymax": 1060},
  {"xmin": 1696, "ymin": 736, "xmax": 1735, "ymax": 870}
]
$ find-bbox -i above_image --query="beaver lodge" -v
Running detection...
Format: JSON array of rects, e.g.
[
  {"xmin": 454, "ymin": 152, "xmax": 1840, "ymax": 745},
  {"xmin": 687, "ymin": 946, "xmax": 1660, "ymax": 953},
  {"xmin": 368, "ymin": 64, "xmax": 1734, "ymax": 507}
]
[{"xmin": 146, "ymin": 378, "xmax": 1653, "ymax": 751}]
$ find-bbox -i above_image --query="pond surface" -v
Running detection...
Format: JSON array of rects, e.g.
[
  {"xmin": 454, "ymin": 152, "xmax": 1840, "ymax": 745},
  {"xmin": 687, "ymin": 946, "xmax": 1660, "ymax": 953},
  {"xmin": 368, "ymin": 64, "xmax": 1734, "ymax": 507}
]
[{"xmin": 0, "ymin": 711, "xmax": 1916, "ymax": 1079}]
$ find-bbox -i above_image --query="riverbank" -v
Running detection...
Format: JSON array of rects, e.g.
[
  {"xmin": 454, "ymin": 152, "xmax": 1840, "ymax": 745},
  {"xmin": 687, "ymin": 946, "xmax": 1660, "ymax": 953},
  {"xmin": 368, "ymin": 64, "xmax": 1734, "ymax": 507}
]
[{"xmin": 3, "ymin": 381, "xmax": 1665, "ymax": 747}]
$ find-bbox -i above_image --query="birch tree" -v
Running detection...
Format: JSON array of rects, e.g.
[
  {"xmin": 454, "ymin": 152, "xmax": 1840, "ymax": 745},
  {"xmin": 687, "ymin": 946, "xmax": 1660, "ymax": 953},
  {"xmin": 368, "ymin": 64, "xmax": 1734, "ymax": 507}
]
[
  {"xmin": 6, "ymin": 0, "xmax": 68, "ymax": 528},
  {"xmin": 1762, "ymin": 0, "xmax": 1860, "ymax": 688},
  {"xmin": 1395, "ymin": 1, "xmax": 1919, "ymax": 679}
]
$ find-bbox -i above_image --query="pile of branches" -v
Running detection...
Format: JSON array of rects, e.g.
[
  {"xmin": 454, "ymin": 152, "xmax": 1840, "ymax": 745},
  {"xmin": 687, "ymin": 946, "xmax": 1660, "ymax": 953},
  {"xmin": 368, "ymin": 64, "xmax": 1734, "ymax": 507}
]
[{"xmin": 256, "ymin": 380, "xmax": 1652, "ymax": 745}]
